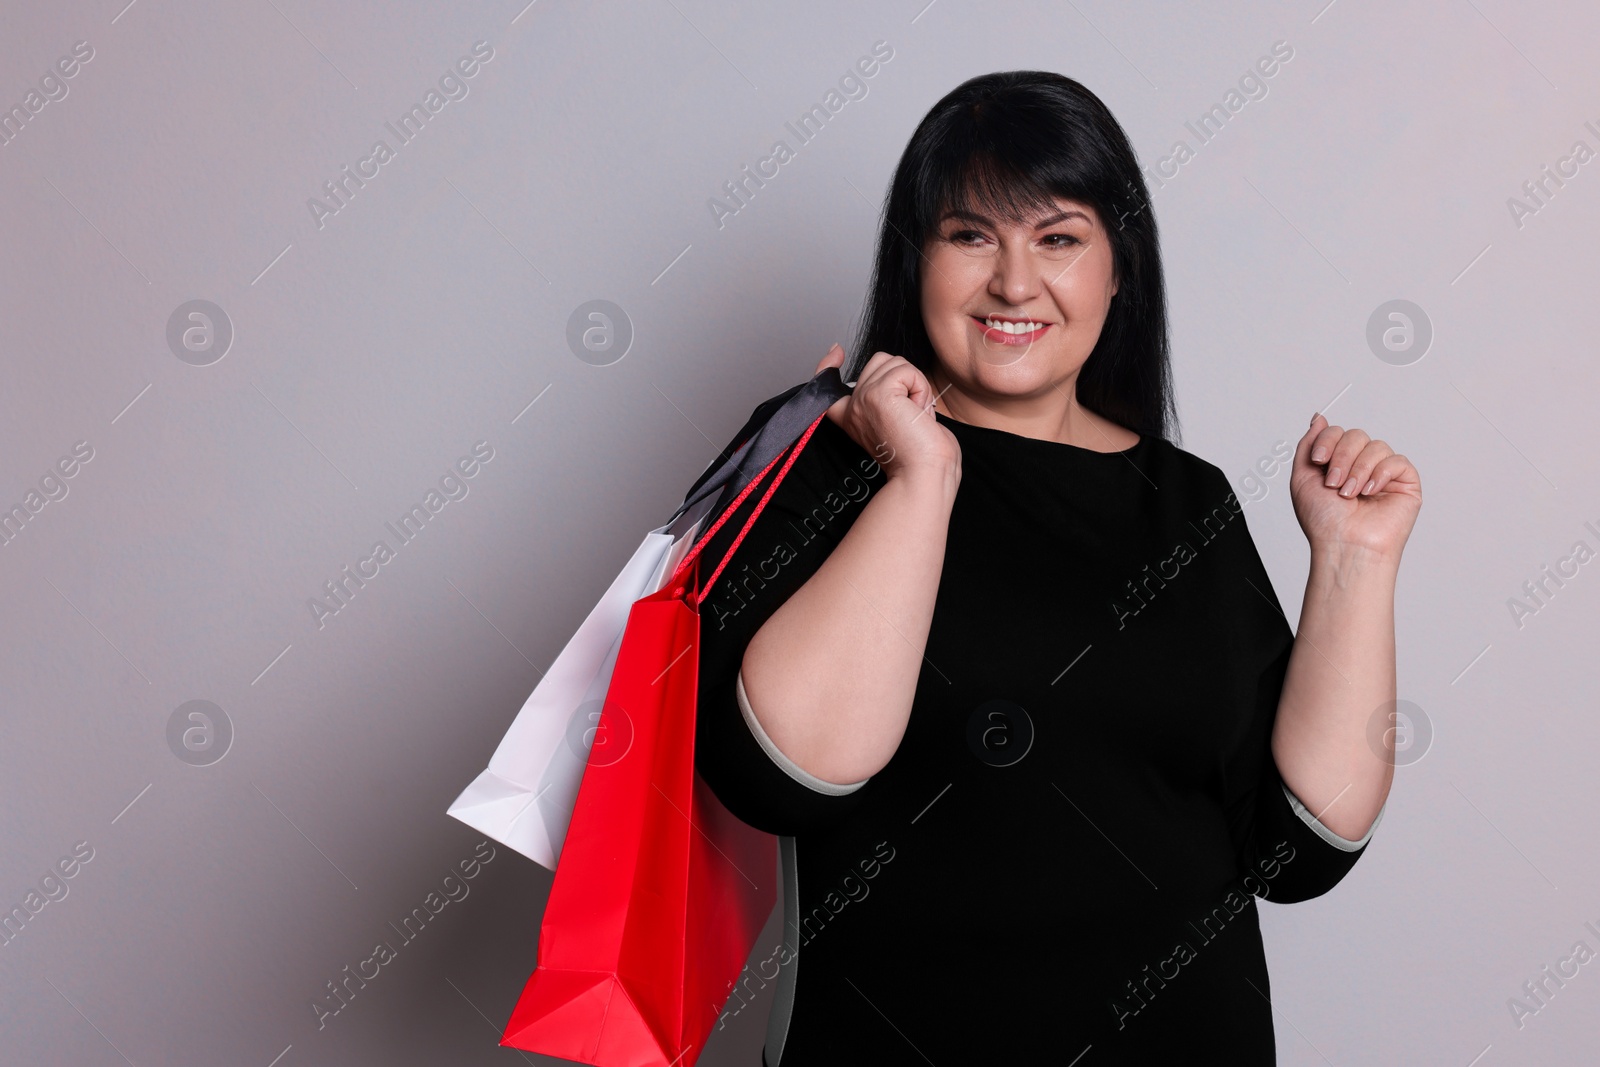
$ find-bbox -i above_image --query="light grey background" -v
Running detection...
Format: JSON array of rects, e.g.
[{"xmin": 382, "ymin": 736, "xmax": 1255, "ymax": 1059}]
[{"xmin": 2, "ymin": 0, "xmax": 1596, "ymax": 1064}]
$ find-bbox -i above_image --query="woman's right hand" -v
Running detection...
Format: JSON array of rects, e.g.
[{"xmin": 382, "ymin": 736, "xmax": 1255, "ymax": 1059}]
[{"xmin": 814, "ymin": 343, "xmax": 961, "ymax": 486}]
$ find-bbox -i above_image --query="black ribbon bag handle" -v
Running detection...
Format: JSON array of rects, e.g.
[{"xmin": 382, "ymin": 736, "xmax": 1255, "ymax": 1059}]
[{"xmin": 663, "ymin": 365, "xmax": 851, "ymax": 537}]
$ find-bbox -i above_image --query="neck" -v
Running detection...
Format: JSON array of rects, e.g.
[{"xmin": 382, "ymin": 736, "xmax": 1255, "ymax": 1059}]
[{"xmin": 929, "ymin": 368, "xmax": 1136, "ymax": 452}]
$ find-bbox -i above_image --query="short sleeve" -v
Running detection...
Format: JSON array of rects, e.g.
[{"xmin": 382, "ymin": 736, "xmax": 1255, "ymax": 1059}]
[
  {"xmin": 689, "ymin": 406, "xmax": 886, "ymax": 837},
  {"xmin": 1225, "ymin": 637, "xmax": 1384, "ymax": 904}
]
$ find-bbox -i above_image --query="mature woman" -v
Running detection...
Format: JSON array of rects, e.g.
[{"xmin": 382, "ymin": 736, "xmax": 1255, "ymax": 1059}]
[{"xmin": 687, "ymin": 70, "xmax": 1420, "ymax": 1064}]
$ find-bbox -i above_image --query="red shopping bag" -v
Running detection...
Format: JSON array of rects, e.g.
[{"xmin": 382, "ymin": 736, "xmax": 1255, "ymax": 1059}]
[{"xmin": 500, "ymin": 410, "xmax": 831, "ymax": 1066}]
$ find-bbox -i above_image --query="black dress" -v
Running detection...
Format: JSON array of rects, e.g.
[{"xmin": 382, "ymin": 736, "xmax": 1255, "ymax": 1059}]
[{"xmin": 686, "ymin": 384, "xmax": 1383, "ymax": 1065}]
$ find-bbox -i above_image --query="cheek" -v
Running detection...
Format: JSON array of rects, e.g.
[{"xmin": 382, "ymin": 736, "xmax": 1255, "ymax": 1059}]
[
  {"xmin": 1044, "ymin": 280, "xmax": 1089, "ymax": 322},
  {"xmin": 920, "ymin": 254, "xmax": 975, "ymax": 322},
  {"xmin": 1049, "ymin": 253, "xmax": 1117, "ymax": 317}
]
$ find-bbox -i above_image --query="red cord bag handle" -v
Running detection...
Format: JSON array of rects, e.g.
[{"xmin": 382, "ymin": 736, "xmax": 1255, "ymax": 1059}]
[{"xmin": 666, "ymin": 410, "xmax": 829, "ymax": 607}]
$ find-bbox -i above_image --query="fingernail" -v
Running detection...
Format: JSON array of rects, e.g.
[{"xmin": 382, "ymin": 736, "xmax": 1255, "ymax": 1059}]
[
  {"xmin": 1311, "ymin": 447, "xmax": 1327, "ymax": 463},
  {"xmin": 1340, "ymin": 477, "xmax": 1358, "ymax": 497},
  {"xmin": 1310, "ymin": 412, "xmax": 1319, "ymax": 426},
  {"xmin": 1363, "ymin": 479, "xmax": 1376, "ymax": 495},
  {"xmin": 1325, "ymin": 466, "xmax": 1341, "ymax": 487}
]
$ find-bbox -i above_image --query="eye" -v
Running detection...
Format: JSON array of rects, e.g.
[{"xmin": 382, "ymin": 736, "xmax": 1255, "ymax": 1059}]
[
  {"xmin": 948, "ymin": 228, "xmax": 987, "ymax": 245},
  {"xmin": 1041, "ymin": 233, "xmax": 1081, "ymax": 248}
]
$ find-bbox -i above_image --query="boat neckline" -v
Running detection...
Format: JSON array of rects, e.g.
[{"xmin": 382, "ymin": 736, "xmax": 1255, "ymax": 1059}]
[{"xmin": 933, "ymin": 409, "xmax": 1149, "ymax": 458}]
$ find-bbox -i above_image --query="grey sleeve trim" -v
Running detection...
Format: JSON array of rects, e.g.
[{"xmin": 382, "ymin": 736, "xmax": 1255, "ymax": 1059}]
[
  {"xmin": 736, "ymin": 668, "xmax": 870, "ymax": 796},
  {"xmin": 1282, "ymin": 780, "xmax": 1384, "ymax": 852}
]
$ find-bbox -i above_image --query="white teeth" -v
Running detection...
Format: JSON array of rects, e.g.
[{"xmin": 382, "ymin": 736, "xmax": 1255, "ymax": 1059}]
[{"xmin": 984, "ymin": 317, "xmax": 1046, "ymax": 334}]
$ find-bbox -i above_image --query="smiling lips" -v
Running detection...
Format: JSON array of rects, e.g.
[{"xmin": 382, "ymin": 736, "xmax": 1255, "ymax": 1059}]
[{"xmin": 971, "ymin": 315, "xmax": 1052, "ymax": 344}]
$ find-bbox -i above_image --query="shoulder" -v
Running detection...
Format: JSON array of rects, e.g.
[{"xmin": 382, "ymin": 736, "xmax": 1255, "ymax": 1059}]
[
  {"xmin": 681, "ymin": 382, "xmax": 813, "ymax": 506},
  {"xmin": 761, "ymin": 411, "xmax": 885, "ymax": 512},
  {"xmin": 1154, "ymin": 439, "xmax": 1294, "ymax": 650},
  {"xmin": 685, "ymin": 384, "xmax": 883, "ymax": 557},
  {"xmin": 1143, "ymin": 436, "xmax": 1242, "ymax": 510},
  {"xmin": 1142, "ymin": 437, "xmax": 1272, "ymax": 587},
  {"xmin": 731, "ymin": 383, "xmax": 878, "ymax": 488}
]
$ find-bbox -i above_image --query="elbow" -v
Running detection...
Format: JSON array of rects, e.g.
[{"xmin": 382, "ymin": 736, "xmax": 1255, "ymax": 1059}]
[{"xmin": 736, "ymin": 668, "xmax": 880, "ymax": 789}]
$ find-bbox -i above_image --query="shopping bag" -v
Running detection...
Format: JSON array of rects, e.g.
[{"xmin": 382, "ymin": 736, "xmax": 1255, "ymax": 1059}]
[
  {"xmin": 499, "ymin": 408, "xmax": 834, "ymax": 1066},
  {"xmin": 447, "ymin": 366, "xmax": 849, "ymax": 869},
  {"xmin": 445, "ymin": 513, "xmax": 703, "ymax": 869}
]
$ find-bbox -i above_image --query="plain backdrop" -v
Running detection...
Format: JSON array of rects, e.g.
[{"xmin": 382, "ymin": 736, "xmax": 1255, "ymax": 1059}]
[{"xmin": 1, "ymin": 1, "xmax": 1597, "ymax": 1064}]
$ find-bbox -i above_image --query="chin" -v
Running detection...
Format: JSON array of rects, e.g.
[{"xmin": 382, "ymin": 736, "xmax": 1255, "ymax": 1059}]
[{"xmin": 968, "ymin": 341, "xmax": 1067, "ymax": 380}]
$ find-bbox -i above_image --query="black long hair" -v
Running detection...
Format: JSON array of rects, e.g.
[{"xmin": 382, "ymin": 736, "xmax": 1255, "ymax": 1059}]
[{"xmin": 848, "ymin": 70, "xmax": 1178, "ymax": 444}]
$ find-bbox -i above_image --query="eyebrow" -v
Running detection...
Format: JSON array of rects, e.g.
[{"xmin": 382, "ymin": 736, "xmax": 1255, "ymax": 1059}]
[{"xmin": 939, "ymin": 208, "xmax": 1090, "ymax": 228}]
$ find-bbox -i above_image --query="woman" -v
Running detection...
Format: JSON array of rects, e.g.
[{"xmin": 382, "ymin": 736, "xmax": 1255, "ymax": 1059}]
[{"xmin": 687, "ymin": 70, "xmax": 1420, "ymax": 1064}]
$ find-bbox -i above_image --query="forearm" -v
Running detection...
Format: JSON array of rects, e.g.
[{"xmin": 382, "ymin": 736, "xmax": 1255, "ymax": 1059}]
[
  {"xmin": 1271, "ymin": 543, "xmax": 1399, "ymax": 841},
  {"xmin": 740, "ymin": 467, "xmax": 958, "ymax": 785}
]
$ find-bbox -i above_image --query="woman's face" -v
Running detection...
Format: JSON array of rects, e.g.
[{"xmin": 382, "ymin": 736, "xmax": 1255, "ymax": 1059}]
[{"xmin": 920, "ymin": 194, "xmax": 1119, "ymax": 401}]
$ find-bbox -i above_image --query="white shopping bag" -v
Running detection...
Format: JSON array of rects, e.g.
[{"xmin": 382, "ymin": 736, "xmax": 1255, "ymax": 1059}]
[
  {"xmin": 448, "ymin": 364, "xmax": 851, "ymax": 869},
  {"xmin": 447, "ymin": 510, "xmax": 709, "ymax": 870}
]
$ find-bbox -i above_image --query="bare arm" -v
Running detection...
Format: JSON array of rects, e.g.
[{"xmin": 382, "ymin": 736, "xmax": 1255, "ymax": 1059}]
[
  {"xmin": 1274, "ymin": 411, "xmax": 1422, "ymax": 842},
  {"xmin": 740, "ymin": 465, "xmax": 957, "ymax": 785},
  {"xmin": 738, "ymin": 345, "xmax": 962, "ymax": 786},
  {"xmin": 1272, "ymin": 544, "xmax": 1397, "ymax": 842}
]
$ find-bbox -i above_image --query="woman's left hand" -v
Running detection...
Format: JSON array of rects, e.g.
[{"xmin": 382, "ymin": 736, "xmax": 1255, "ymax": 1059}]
[{"xmin": 1290, "ymin": 413, "xmax": 1422, "ymax": 563}]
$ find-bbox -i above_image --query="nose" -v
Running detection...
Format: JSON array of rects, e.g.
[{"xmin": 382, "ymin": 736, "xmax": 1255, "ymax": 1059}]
[{"xmin": 988, "ymin": 238, "xmax": 1044, "ymax": 309}]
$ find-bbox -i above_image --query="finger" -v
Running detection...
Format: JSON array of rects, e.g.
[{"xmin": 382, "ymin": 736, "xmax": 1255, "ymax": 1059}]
[
  {"xmin": 824, "ymin": 344, "xmax": 865, "ymax": 422},
  {"xmin": 864, "ymin": 356, "xmax": 924, "ymax": 407},
  {"xmin": 831, "ymin": 352, "xmax": 882, "ymax": 417},
  {"xmin": 1365, "ymin": 453, "xmax": 1417, "ymax": 496},
  {"xmin": 832, "ymin": 352, "xmax": 904, "ymax": 427},
  {"xmin": 1293, "ymin": 412, "xmax": 1326, "ymax": 469},
  {"xmin": 1308, "ymin": 423, "xmax": 1344, "ymax": 466},
  {"xmin": 825, "ymin": 389, "xmax": 850, "ymax": 422},
  {"xmin": 1339, "ymin": 439, "xmax": 1392, "ymax": 498},
  {"xmin": 852, "ymin": 350, "xmax": 900, "ymax": 392},
  {"xmin": 1321, "ymin": 427, "xmax": 1368, "ymax": 488},
  {"xmin": 814, "ymin": 342, "xmax": 846, "ymax": 376},
  {"xmin": 874, "ymin": 358, "xmax": 929, "ymax": 410},
  {"xmin": 861, "ymin": 359, "xmax": 926, "ymax": 463}
]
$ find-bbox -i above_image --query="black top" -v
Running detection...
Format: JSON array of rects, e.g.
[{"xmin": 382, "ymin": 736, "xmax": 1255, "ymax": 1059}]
[{"xmin": 686, "ymin": 385, "xmax": 1382, "ymax": 1064}]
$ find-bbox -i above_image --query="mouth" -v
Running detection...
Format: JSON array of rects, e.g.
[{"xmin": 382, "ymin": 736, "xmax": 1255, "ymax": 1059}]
[{"xmin": 970, "ymin": 314, "xmax": 1052, "ymax": 345}]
